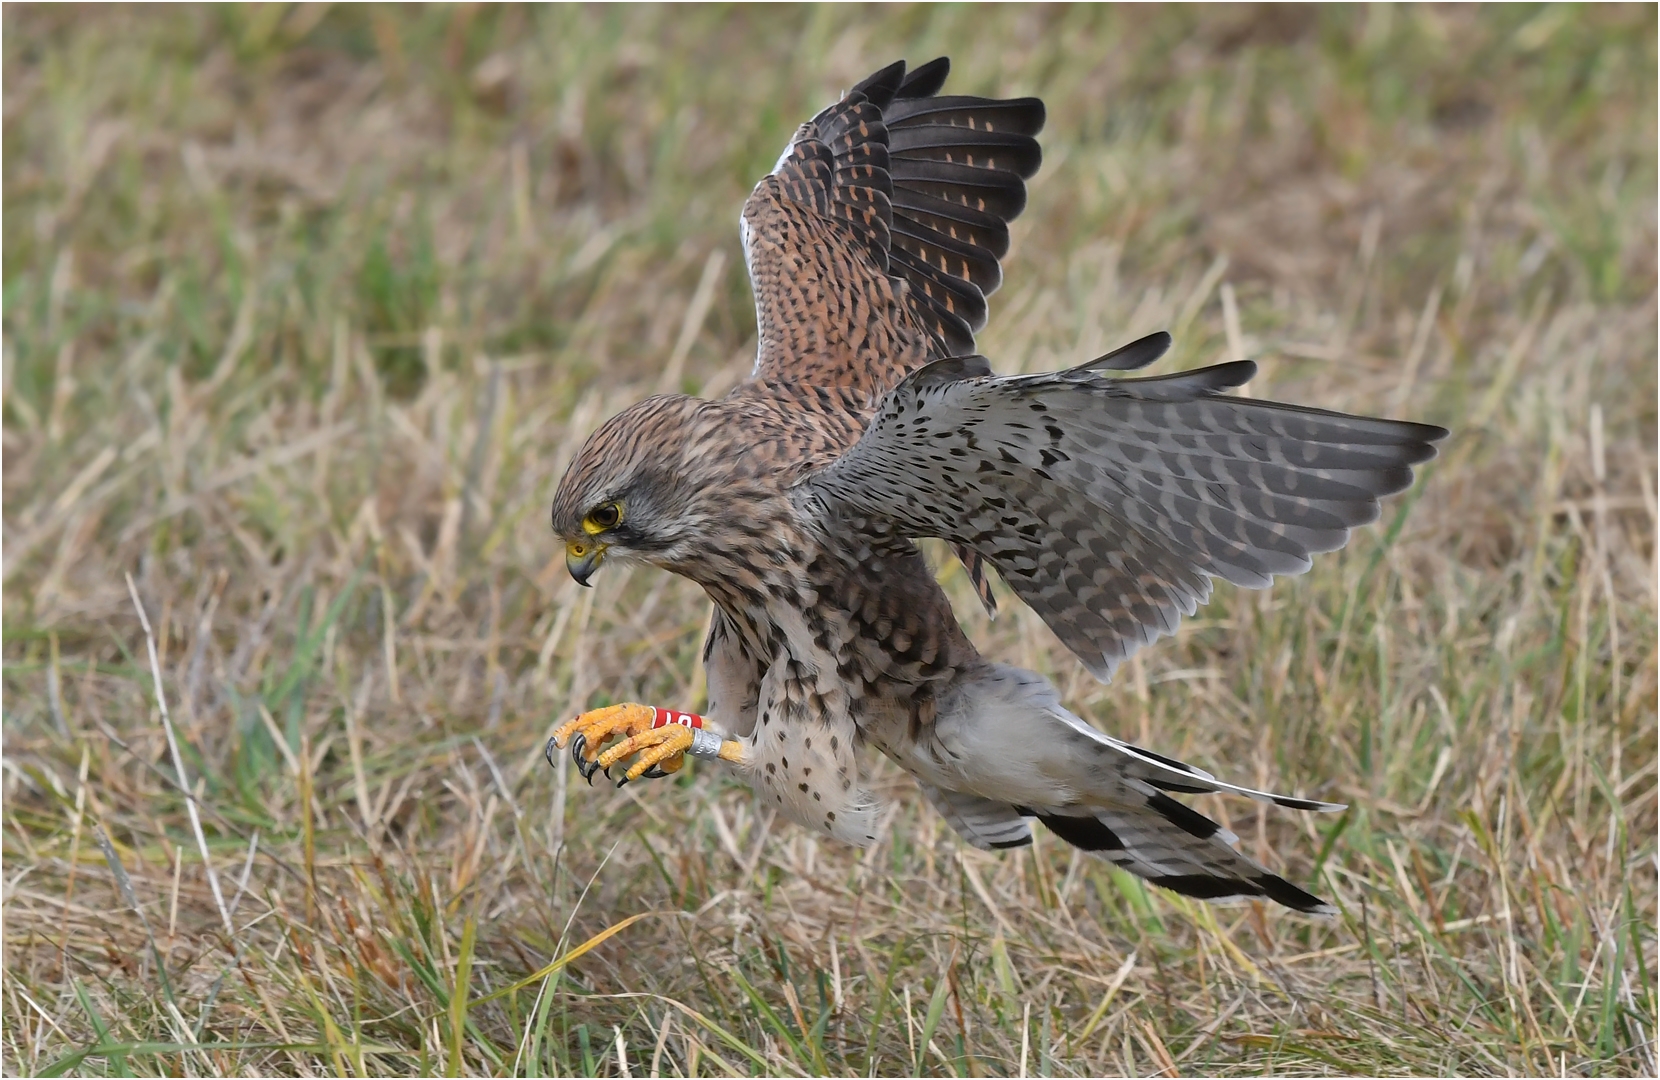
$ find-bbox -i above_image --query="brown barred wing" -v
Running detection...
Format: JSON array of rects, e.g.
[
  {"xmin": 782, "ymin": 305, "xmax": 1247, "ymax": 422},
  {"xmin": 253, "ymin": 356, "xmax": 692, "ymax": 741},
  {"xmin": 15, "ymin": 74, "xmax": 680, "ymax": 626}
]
[
  {"xmin": 742, "ymin": 61, "xmax": 914, "ymax": 395},
  {"xmin": 743, "ymin": 58, "xmax": 1045, "ymax": 393}
]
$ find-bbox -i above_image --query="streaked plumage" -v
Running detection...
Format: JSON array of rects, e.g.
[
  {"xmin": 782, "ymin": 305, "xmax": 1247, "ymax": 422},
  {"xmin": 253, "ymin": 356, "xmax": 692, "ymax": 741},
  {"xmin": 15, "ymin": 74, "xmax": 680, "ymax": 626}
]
[{"xmin": 550, "ymin": 58, "xmax": 1447, "ymax": 915}]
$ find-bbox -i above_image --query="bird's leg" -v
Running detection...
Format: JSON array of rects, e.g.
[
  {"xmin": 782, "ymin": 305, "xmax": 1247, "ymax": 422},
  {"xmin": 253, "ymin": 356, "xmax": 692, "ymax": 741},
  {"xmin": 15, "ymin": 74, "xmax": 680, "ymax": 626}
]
[{"xmin": 548, "ymin": 704, "xmax": 745, "ymax": 785}]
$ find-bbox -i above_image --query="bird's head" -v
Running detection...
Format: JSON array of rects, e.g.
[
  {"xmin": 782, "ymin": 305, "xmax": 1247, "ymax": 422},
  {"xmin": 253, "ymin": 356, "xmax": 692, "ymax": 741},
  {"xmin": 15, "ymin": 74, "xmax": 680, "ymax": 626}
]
[{"xmin": 550, "ymin": 394, "xmax": 712, "ymax": 586}]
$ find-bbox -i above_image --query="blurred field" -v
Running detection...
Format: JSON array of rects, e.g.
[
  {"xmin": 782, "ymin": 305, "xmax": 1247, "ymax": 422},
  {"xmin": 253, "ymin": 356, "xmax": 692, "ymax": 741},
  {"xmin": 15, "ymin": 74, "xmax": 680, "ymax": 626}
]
[{"xmin": 3, "ymin": 4, "xmax": 1656, "ymax": 1076}]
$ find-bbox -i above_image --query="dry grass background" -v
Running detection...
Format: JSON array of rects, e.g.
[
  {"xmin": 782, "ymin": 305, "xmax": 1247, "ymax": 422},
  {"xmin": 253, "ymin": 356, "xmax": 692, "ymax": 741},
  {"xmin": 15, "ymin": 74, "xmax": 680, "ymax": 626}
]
[{"xmin": 3, "ymin": 4, "xmax": 1656, "ymax": 1076}]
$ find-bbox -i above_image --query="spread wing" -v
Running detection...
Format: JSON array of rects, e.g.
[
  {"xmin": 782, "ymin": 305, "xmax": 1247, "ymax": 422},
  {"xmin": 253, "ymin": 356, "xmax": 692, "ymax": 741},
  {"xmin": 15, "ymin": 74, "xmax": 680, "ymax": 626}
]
[
  {"xmin": 806, "ymin": 333, "xmax": 1450, "ymax": 681},
  {"xmin": 740, "ymin": 57, "xmax": 1045, "ymax": 396}
]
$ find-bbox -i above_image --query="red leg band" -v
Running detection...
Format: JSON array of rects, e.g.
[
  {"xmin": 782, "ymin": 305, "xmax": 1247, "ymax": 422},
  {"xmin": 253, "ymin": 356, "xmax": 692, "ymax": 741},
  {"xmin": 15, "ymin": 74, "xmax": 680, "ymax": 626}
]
[{"xmin": 651, "ymin": 708, "xmax": 704, "ymax": 730}]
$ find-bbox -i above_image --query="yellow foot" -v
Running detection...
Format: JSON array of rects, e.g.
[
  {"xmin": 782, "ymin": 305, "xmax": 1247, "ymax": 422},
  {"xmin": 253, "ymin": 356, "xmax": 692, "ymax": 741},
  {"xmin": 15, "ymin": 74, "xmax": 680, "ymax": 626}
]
[
  {"xmin": 548, "ymin": 703, "xmax": 667, "ymax": 783},
  {"xmin": 546, "ymin": 703, "xmax": 745, "ymax": 786},
  {"xmin": 596, "ymin": 724, "xmax": 696, "ymax": 785}
]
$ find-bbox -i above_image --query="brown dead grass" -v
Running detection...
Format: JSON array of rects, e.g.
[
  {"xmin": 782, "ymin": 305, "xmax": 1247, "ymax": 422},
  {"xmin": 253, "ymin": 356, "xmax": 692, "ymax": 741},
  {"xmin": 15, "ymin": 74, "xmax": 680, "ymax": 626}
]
[{"xmin": 3, "ymin": 4, "xmax": 1656, "ymax": 1076}]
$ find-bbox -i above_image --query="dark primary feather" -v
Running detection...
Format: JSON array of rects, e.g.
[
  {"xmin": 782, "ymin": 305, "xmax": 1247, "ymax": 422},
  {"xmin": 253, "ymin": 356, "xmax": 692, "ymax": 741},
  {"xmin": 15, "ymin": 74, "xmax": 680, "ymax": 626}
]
[
  {"xmin": 888, "ymin": 246, "xmax": 988, "ymax": 346},
  {"xmin": 808, "ymin": 342, "xmax": 1449, "ymax": 679},
  {"xmin": 890, "ymin": 160, "xmax": 1031, "ymax": 220},
  {"xmin": 891, "ymin": 214, "xmax": 1006, "ymax": 294},
  {"xmin": 846, "ymin": 57, "xmax": 910, "ymax": 103},
  {"xmin": 893, "ymin": 56, "xmax": 950, "ymax": 99},
  {"xmin": 889, "ymin": 187, "xmax": 1013, "ymax": 258},
  {"xmin": 1084, "ymin": 330, "xmax": 1172, "ymax": 372},
  {"xmin": 882, "ymin": 65, "xmax": 1044, "ymax": 353},
  {"xmin": 888, "ymin": 124, "xmax": 1044, "ymax": 178}
]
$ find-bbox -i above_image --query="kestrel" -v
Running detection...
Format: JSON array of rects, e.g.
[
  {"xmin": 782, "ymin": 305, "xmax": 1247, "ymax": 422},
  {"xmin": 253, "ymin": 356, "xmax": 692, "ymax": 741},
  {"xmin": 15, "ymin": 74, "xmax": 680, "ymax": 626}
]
[{"xmin": 548, "ymin": 58, "xmax": 1446, "ymax": 914}]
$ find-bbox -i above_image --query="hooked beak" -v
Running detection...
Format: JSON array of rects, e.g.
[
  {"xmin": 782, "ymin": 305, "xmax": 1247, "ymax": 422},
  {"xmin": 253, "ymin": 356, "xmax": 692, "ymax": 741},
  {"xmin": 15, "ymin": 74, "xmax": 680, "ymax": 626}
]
[{"xmin": 565, "ymin": 540, "xmax": 605, "ymax": 587}]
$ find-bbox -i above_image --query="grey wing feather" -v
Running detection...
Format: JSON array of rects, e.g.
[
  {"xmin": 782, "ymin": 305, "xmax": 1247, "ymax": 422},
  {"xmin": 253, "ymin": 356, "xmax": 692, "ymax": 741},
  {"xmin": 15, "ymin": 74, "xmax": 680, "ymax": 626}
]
[
  {"xmin": 807, "ymin": 341, "xmax": 1448, "ymax": 680},
  {"xmin": 919, "ymin": 784, "xmax": 1032, "ymax": 850},
  {"xmin": 1082, "ymin": 330, "xmax": 1171, "ymax": 372}
]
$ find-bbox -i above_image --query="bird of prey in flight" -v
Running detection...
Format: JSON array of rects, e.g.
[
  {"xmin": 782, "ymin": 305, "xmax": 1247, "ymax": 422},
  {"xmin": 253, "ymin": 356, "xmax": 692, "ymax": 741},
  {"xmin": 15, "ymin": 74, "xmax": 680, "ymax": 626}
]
[{"xmin": 548, "ymin": 58, "xmax": 1445, "ymax": 914}]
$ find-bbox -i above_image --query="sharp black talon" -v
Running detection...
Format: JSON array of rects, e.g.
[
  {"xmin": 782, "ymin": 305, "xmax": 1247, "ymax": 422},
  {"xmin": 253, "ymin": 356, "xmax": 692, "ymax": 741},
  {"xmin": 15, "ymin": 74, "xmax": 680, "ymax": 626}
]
[
  {"xmin": 641, "ymin": 764, "xmax": 668, "ymax": 780},
  {"xmin": 572, "ymin": 740, "xmax": 600, "ymax": 784},
  {"xmin": 614, "ymin": 772, "xmax": 631, "ymax": 789},
  {"xmin": 572, "ymin": 737, "xmax": 599, "ymax": 782},
  {"xmin": 544, "ymin": 737, "xmax": 559, "ymax": 769}
]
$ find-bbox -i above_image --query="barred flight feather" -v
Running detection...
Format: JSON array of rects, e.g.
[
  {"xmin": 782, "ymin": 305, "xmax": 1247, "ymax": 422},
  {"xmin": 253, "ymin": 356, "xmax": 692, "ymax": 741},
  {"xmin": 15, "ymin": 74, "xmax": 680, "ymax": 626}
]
[{"xmin": 808, "ymin": 334, "xmax": 1449, "ymax": 679}]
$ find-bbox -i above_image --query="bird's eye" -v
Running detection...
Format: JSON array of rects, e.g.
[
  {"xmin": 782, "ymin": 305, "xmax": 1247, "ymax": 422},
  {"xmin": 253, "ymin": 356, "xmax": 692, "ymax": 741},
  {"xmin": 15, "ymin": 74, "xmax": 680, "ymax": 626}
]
[{"xmin": 582, "ymin": 502, "xmax": 622, "ymax": 534}]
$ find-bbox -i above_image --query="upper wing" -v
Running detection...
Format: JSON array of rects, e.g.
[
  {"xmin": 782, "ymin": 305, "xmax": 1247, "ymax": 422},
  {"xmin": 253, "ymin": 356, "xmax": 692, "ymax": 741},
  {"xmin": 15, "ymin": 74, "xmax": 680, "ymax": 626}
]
[
  {"xmin": 741, "ymin": 58, "xmax": 1045, "ymax": 395},
  {"xmin": 804, "ymin": 333, "xmax": 1450, "ymax": 681}
]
